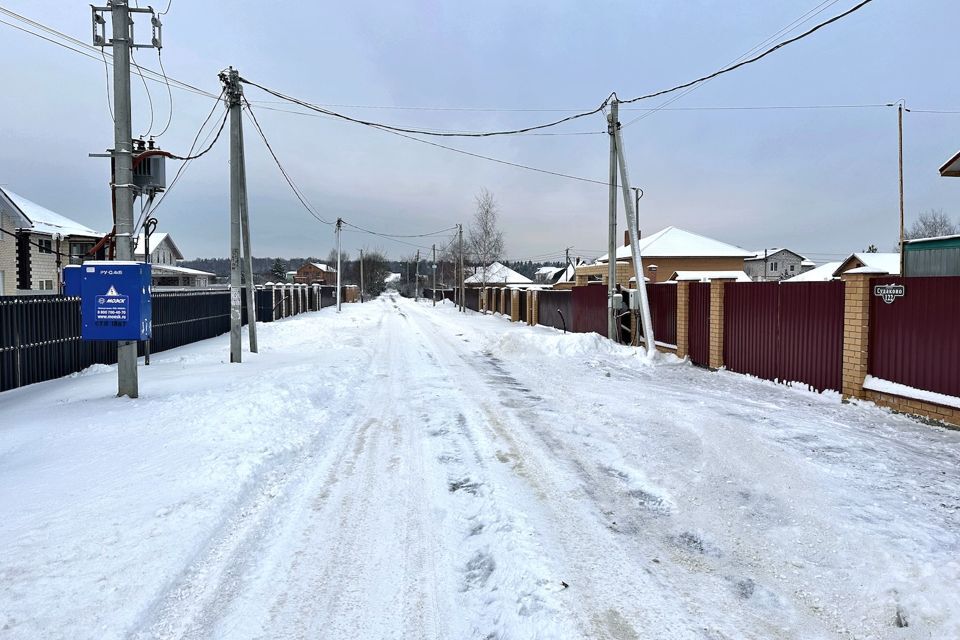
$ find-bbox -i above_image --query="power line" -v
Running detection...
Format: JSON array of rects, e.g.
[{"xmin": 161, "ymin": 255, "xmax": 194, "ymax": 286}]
[
  {"xmin": 155, "ymin": 49, "xmax": 174, "ymax": 137},
  {"xmin": 240, "ymin": 76, "xmax": 609, "ymax": 138},
  {"xmin": 242, "ymin": 98, "xmax": 334, "ymax": 226},
  {"xmin": 619, "ymin": 0, "xmax": 876, "ymax": 105},
  {"xmin": 341, "ymin": 220, "xmax": 458, "ymax": 239},
  {"xmin": 131, "ymin": 49, "xmax": 155, "ymax": 137}
]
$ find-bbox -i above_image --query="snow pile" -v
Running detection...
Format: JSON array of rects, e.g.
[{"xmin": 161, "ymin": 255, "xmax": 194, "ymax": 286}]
[{"xmin": 485, "ymin": 327, "xmax": 640, "ymax": 360}]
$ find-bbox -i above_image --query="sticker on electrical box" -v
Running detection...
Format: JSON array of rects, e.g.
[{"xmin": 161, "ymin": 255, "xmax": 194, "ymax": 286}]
[{"xmin": 95, "ymin": 285, "xmax": 129, "ymax": 324}]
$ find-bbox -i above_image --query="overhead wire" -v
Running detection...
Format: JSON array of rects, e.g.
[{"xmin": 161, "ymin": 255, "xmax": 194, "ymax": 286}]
[
  {"xmin": 131, "ymin": 49, "xmax": 156, "ymax": 137},
  {"xmin": 623, "ymin": 0, "xmax": 846, "ymax": 127},
  {"xmin": 242, "ymin": 97, "xmax": 334, "ymax": 226},
  {"xmin": 618, "ymin": 0, "xmax": 875, "ymax": 106},
  {"xmin": 155, "ymin": 49, "xmax": 174, "ymax": 137}
]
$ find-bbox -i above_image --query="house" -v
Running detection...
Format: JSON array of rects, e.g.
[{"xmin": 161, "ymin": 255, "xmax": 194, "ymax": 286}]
[
  {"xmin": 535, "ymin": 265, "xmax": 565, "ymax": 284},
  {"xmin": 743, "ymin": 248, "xmax": 814, "ymax": 281},
  {"xmin": 575, "ymin": 226, "xmax": 755, "ymax": 286},
  {"xmin": 903, "ymin": 234, "xmax": 960, "ymax": 277},
  {"xmin": 0, "ymin": 187, "xmax": 104, "ymax": 295},
  {"xmin": 464, "ymin": 261, "xmax": 533, "ymax": 286},
  {"xmin": 132, "ymin": 231, "xmax": 215, "ymax": 287},
  {"xmin": 295, "ymin": 262, "xmax": 336, "ymax": 285},
  {"xmin": 784, "ymin": 252, "xmax": 900, "ymax": 282}
]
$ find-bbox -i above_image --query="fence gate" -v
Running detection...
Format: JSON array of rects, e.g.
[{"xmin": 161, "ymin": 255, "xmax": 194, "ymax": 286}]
[
  {"xmin": 572, "ymin": 284, "xmax": 607, "ymax": 335},
  {"xmin": 687, "ymin": 282, "xmax": 710, "ymax": 366}
]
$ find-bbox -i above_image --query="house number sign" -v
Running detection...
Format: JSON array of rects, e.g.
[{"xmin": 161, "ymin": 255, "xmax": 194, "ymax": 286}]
[{"xmin": 874, "ymin": 283, "xmax": 905, "ymax": 304}]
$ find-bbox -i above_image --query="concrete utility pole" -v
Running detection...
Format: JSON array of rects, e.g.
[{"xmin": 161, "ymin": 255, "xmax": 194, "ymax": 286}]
[
  {"xmin": 898, "ymin": 102, "xmax": 906, "ymax": 276},
  {"xmin": 359, "ymin": 249, "xmax": 364, "ymax": 303},
  {"xmin": 459, "ymin": 223, "xmax": 465, "ymax": 313},
  {"xmin": 223, "ymin": 68, "xmax": 244, "ymax": 362},
  {"xmin": 432, "ymin": 243, "xmax": 437, "ymax": 307},
  {"xmin": 415, "ymin": 249, "xmax": 420, "ymax": 302},
  {"xmin": 606, "ymin": 101, "xmax": 619, "ymax": 341},
  {"xmin": 221, "ymin": 67, "xmax": 258, "ymax": 361},
  {"xmin": 612, "ymin": 99, "xmax": 656, "ymax": 355},
  {"xmin": 336, "ymin": 218, "xmax": 342, "ymax": 312},
  {"xmin": 95, "ymin": 0, "xmax": 159, "ymax": 397}
]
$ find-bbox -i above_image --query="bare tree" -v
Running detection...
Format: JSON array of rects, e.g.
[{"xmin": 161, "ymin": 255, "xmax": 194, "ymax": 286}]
[
  {"xmin": 905, "ymin": 209, "xmax": 958, "ymax": 240},
  {"xmin": 360, "ymin": 249, "xmax": 392, "ymax": 298},
  {"xmin": 467, "ymin": 189, "xmax": 504, "ymax": 294}
]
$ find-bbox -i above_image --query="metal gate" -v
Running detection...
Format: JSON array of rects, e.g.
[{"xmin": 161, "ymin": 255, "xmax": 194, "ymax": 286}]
[{"xmin": 687, "ymin": 282, "xmax": 710, "ymax": 366}]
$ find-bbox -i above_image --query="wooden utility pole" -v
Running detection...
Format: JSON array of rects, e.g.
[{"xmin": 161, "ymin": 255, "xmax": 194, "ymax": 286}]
[
  {"xmin": 359, "ymin": 249, "xmax": 364, "ymax": 303},
  {"xmin": 898, "ymin": 103, "xmax": 906, "ymax": 276}
]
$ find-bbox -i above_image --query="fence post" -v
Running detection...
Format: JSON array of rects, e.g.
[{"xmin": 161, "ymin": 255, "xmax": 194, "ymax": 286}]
[
  {"xmin": 841, "ymin": 270, "xmax": 882, "ymax": 400},
  {"xmin": 676, "ymin": 282, "xmax": 689, "ymax": 358},
  {"xmin": 511, "ymin": 289, "xmax": 520, "ymax": 322},
  {"xmin": 709, "ymin": 278, "xmax": 735, "ymax": 369}
]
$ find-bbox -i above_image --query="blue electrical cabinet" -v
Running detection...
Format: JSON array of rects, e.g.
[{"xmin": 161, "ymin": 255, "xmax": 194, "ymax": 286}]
[
  {"xmin": 63, "ymin": 265, "xmax": 81, "ymax": 297},
  {"xmin": 80, "ymin": 261, "xmax": 152, "ymax": 341}
]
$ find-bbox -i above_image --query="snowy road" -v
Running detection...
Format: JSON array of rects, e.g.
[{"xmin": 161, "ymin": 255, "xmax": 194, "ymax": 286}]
[{"xmin": 2, "ymin": 294, "xmax": 959, "ymax": 639}]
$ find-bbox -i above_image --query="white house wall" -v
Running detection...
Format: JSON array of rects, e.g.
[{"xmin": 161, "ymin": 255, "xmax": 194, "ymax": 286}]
[{"xmin": 0, "ymin": 209, "xmax": 17, "ymax": 295}]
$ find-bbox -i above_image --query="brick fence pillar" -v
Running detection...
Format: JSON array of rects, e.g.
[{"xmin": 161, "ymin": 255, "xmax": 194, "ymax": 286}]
[
  {"xmin": 841, "ymin": 270, "xmax": 882, "ymax": 399},
  {"xmin": 530, "ymin": 290, "xmax": 539, "ymax": 326},
  {"xmin": 676, "ymin": 281, "xmax": 689, "ymax": 358},
  {"xmin": 511, "ymin": 289, "xmax": 520, "ymax": 322},
  {"xmin": 708, "ymin": 278, "xmax": 736, "ymax": 369}
]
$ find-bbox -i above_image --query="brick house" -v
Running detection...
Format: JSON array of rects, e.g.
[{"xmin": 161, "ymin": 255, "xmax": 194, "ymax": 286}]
[
  {"xmin": 575, "ymin": 226, "xmax": 754, "ymax": 286},
  {"xmin": 295, "ymin": 262, "xmax": 336, "ymax": 284},
  {"xmin": 0, "ymin": 187, "xmax": 104, "ymax": 295},
  {"xmin": 743, "ymin": 248, "xmax": 815, "ymax": 281}
]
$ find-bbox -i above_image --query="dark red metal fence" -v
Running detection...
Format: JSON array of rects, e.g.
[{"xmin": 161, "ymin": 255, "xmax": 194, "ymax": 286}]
[
  {"xmin": 870, "ymin": 276, "xmax": 960, "ymax": 398},
  {"xmin": 572, "ymin": 284, "xmax": 607, "ymax": 335},
  {"xmin": 687, "ymin": 283, "xmax": 710, "ymax": 366},
  {"xmin": 646, "ymin": 284, "xmax": 678, "ymax": 346},
  {"xmin": 537, "ymin": 289, "xmax": 573, "ymax": 331},
  {"xmin": 723, "ymin": 281, "xmax": 844, "ymax": 392},
  {"xmin": 504, "ymin": 289, "xmax": 512, "ymax": 316},
  {"xmin": 519, "ymin": 290, "xmax": 528, "ymax": 323}
]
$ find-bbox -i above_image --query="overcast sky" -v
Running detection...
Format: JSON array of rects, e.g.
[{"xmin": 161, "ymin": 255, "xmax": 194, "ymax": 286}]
[{"xmin": 1, "ymin": 0, "xmax": 958, "ymax": 264}]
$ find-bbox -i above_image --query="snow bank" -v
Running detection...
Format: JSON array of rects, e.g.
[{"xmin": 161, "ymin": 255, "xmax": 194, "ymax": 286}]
[{"xmin": 485, "ymin": 327, "xmax": 641, "ymax": 360}]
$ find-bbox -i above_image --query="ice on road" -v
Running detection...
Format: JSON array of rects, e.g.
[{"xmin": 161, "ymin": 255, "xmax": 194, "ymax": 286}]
[{"xmin": 1, "ymin": 294, "xmax": 959, "ymax": 639}]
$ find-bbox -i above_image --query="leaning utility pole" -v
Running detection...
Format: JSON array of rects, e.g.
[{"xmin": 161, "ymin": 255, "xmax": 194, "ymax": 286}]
[
  {"xmin": 459, "ymin": 223, "xmax": 465, "ymax": 313},
  {"xmin": 222, "ymin": 67, "xmax": 257, "ymax": 361},
  {"xmin": 611, "ymin": 98, "xmax": 655, "ymax": 354},
  {"xmin": 415, "ymin": 249, "xmax": 420, "ymax": 302},
  {"xmin": 336, "ymin": 218, "xmax": 342, "ymax": 312},
  {"xmin": 359, "ymin": 249, "xmax": 364, "ymax": 303},
  {"xmin": 93, "ymin": 0, "xmax": 161, "ymax": 397},
  {"xmin": 606, "ymin": 101, "xmax": 619, "ymax": 341}
]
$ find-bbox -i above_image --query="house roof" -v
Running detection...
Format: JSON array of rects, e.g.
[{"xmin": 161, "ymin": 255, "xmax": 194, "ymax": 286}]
[
  {"xmin": 744, "ymin": 248, "xmax": 807, "ymax": 261},
  {"xmin": 151, "ymin": 264, "xmax": 216, "ymax": 277},
  {"xmin": 0, "ymin": 187, "xmax": 103, "ymax": 238},
  {"xmin": 904, "ymin": 233, "xmax": 960, "ymax": 244},
  {"xmin": 669, "ymin": 270, "xmax": 752, "ymax": 282},
  {"xmin": 307, "ymin": 262, "xmax": 336, "ymax": 272},
  {"xmin": 133, "ymin": 233, "xmax": 183, "ymax": 260},
  {"xmin": 940, "ymin": 148, "xmax": 960, "ymax": 177},
  {"xmin": 834, "ymin": 252, "xmax": 900, "ymax": 276},
  {"xmin": 784, "ymin": 261, "xmax": 842, "ymax": 282},
  {"xmin": 597, "ymin": 226, "xmax": 755, "ymax": 262},
  {"xmin": 464, "ymin": 261, "xmax": 533, "ymax": 284}
]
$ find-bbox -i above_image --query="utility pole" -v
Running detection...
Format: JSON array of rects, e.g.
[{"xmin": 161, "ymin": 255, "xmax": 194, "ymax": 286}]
[
  {"xmin": 414, "ymin": 249, "xmax": 420, "ymax": 301},
  {"xmin": 612, "ymin": 98, "xmax": 655, "ymax": 355},
  {"xmin": 237, "ymin": 84, "xmax": 258, "ymax": 354},
  {"xmin": 94, "ymin": 0, "xmax": 160, "ymax": 397},
  {"xmin": 606, "ymin": 101, "xmax": 619, "ymax": 341},
  {"xmin": 459, "ymin": 223, "xmax": 465, "ymax": 313},
  {"xmin": 898, "ymin": 102, "xmax": 906, "ymax": 276},
  {"xmin": 221, "ymin": 68, "xmax": 245, "ymax": 362},
  {"xmin": 336, "ymin": 218, "xmax": 342, "ymax": 312},
  {"xmin": 359, "ymin": 249, "xmax": 364, "ymax": 303},
  {"xmin": 432, "ymin": 243, "xmax": 437, "ymax": 306}
]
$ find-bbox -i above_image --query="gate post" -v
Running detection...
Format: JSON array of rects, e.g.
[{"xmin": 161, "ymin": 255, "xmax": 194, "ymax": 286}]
[
  {"xmin": 676, "ymin": 281, "xmax": 689, "ymax": 359},
  {"xmin": 841, "ymin": 269, "xmax": 884, "ymax": 400},
  {"xmin": 511, "ymin": 289, "xmax": 520, "ymax": 322},
  {"xmin": 709, "ymin": 278, "xmax": 736, "ymax": 369}
]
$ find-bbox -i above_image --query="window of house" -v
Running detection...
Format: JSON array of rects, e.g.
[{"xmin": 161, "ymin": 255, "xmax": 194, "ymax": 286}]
[
  {"xmin": 37, "ymin": 279, "xmax": 54, "ymax": 290},
  {"xmin": 770, "ymin": 261, "xmax": 778, "ymax": 271},
  {"xmin": 38, "ymin": 239, "xmax": 52, "ymax": 254},
  {"xmin": 790, "ymin": 264, "xmax": 795, "ymax": 272}
]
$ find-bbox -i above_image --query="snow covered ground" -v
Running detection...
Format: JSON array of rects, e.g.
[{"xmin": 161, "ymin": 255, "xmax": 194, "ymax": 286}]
[{"xmin": 1, "ymin": 294, "xmax": 959, "ymax": 639}]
